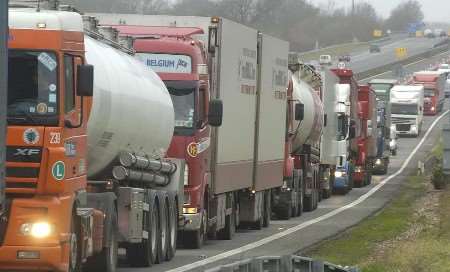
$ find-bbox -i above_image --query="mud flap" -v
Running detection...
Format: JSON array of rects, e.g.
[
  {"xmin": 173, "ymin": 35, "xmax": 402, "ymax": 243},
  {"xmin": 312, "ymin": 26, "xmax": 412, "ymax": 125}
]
[{"xmin": 87, "ymin": 192, "xmax": 117, "ymax": 248}]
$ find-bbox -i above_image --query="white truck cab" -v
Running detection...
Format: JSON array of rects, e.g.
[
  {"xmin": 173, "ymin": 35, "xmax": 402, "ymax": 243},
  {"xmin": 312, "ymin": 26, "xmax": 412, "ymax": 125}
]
[{"xmin": 390, "ymin": 85, "xmax": 424, "ymax": 137}]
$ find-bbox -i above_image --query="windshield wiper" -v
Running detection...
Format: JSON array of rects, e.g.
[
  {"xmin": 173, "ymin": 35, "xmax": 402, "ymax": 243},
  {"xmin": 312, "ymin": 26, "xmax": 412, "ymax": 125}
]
[{"xmin": 7, "ymin": 107, "xmax": 39, "ymax": 125}]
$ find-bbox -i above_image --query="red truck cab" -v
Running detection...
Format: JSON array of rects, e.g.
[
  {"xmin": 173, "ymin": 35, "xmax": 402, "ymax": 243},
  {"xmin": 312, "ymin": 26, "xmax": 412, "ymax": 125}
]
[
  {"xmin": 357, "ymin": 85, "xmax": 376, "ymax": 186},
  {"xmin": 413, "ymin": 71, "xmax": 446, "ymax": 115},
  {"xmin": 113, "ymin": 25, "xmax": 216, "ymax": 246}
]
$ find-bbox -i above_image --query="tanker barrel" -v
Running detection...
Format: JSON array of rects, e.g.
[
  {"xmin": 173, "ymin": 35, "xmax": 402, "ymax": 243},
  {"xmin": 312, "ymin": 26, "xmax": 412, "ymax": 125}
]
[
  {"xmin": 119, "ymin": 152, "xmax": 177, "ymax": 175},
  {"xmin": 112, "ymin": 166, "xmax": 170, "ymax": 187}
]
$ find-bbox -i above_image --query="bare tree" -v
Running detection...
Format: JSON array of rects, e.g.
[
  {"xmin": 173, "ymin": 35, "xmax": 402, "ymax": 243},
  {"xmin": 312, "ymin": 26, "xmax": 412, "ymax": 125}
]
[
  {"xmin": 218, "ymin": 0, "xmax": 256, "ymax": 24},
  {"xmin": 385, "ymin": 0, "xmax": 424, "ymax": 31}
]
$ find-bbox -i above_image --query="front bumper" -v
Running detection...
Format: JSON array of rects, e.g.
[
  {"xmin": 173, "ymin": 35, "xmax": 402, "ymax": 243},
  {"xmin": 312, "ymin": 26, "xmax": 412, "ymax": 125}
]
[
  {"xmin": 0, "ymin": 245, "xmax": 66, "ymax": 271},
  {"xmin": 182, "ymin": 212, "xmax": 202, "ymax": 231},
  {"xmin": 424, "ymin": 108, "xmax": 437, "ymax": 115},
  {"xmin": 352, "ymin": 171, "xmax": 365, "ymax": 183},
  {"xmin": 333, "ymin": 176, "xmax": 350, "ymax": 189}
]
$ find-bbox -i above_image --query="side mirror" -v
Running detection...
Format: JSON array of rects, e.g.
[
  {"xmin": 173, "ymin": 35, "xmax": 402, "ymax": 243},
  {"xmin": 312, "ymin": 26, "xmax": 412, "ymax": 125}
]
[
  {"xmin": 208, "ymin": 26, "xmax": 218, "ymax": 55},
  {"xmin": 349, "ymin": 126, "xmax": 356, "ymax": 139},
  {"xmin": 208, "ymin": 99, "xmax": 223, "ymax": 127},
  {"xmin": 77, "ymin": 64, "xmax": 94, "ymax": 97},
  {"xmin": 294, "ymin": 103, "xmax": 304, "ymax": 121}
]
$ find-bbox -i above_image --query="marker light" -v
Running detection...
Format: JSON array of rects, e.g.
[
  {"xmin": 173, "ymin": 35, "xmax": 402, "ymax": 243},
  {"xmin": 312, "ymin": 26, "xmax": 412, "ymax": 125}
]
[
  {"xmin": 376, "ymin": 159, "xmax": 382, "ymax": 165},
  {"xmin": 36, "ymin": 23, "xmax": 46, "ymax": 28},
  {"xmin": 20, "ymin": 222, "xmax": 53, "ymax": 238}
]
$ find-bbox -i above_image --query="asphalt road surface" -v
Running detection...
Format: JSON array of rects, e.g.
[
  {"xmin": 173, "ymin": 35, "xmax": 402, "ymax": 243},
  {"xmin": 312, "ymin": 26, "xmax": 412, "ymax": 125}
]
[
  {"xmin": 347, "ymin": 37, "xmax": 447, "ymax": 73},
  {"xmin": 118, "ymin": 50, "xmax": 450, "ymax": 271}
]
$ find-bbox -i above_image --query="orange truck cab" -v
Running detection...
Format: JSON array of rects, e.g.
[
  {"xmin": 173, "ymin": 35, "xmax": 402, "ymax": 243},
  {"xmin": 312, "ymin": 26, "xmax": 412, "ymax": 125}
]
[{"xmin": 1, "ymin": 8, "xmax": 94, "ymax": 271}]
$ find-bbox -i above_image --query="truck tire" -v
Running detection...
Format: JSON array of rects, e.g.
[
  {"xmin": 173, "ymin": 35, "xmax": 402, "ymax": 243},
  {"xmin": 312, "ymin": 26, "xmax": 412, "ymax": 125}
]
[
  {"xmin": 252, "ymin": 194, "xmax": 264, "ymax": 230},
  {"xmin": 303, "ymin": 195, "xmax": 314, "ymax": 212},
  {"xmin": 277, "ymin": 202, "xmax": 292, "ymax": 220},
  {"xmin": 126, "ymin": 192, "xmax": 158, "ymax": 267},
  {"xmin": 183, "ymin": 210, "xmax": 206, "ymax": 249},
  {"xmin": 263, "ymin": 191, "xmax": 271, "ymax": 227},
  {"xmin": 69, "ymin": 216, "xmax": 82, "ymax": 272},
  {"xmin": 156, "ymin": 193, "xmax": 169, "ymax": 264},
  {"xmin": 217, "ymin": 194, "xmax": 235, "ymax": 240},
  {"xmin": 166, "ymin": 192, "xmax": 178, "ymax": 261},
  {"xmin": 84, "ymin": 213, "xmax": 118, "ymax": 272}
]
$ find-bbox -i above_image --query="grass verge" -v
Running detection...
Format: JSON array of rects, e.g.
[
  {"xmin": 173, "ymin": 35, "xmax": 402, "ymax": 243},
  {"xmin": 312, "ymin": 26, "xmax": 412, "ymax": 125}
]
[{"xmin": 304, "ymin": 175, "xmax": 426, "ymax": 267}]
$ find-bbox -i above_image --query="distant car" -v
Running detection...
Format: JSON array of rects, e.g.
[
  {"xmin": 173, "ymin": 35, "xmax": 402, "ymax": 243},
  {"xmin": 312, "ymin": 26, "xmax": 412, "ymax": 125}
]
[
  {"xmin": 338, "ymin": 55, "xmax": 351, "ymax": 62},
  {"xmin": 369, "ymin": 44, "xmax": 381, "ymax": 53},
  {"xmin": 439, "ymin": 64, "xmax": 450, "ymax": 70},
  {"xmin": 319, "ymin": 54, "xmax": 332, "ymax": 65}
]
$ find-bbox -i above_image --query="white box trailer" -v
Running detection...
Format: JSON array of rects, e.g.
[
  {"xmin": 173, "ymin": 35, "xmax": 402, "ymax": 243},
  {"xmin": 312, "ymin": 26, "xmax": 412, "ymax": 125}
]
[
  {"xmin": 93, "ymin": 13, "xmax": 289, "ymax": 193},
  {"xmin": 93, "ymin": 14, "xmax": 290, "ymax": 230}
]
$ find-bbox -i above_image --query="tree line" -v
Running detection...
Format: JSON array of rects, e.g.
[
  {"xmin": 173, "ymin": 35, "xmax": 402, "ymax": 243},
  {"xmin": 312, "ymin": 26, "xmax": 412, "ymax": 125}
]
[{"xmin": 66, "ymin": 0, "xmax": 424, "ymax": 51}]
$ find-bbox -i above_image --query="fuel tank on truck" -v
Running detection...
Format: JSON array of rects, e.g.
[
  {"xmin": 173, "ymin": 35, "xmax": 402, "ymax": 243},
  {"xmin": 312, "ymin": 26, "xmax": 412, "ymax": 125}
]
[
  {"xmin": 291, "ymin": 73, "xmax": 324, "ymax": 152},
  {"xmin": 85, "ymin": 36, "xmax": 175, "ymax": 178}
]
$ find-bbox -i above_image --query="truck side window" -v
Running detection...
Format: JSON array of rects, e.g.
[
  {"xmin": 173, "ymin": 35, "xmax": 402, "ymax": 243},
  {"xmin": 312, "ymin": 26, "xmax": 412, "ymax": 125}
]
[{"xmin": 64, "ymin": 55, "xmax": 75, "ymax": 113}]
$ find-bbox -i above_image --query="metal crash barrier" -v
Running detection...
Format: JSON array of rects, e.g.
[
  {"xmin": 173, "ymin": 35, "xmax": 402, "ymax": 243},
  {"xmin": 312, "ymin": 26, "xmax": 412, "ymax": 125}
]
[{"xmin": 204, "ymin": 255, "xmax": 360, "ymax": 272}]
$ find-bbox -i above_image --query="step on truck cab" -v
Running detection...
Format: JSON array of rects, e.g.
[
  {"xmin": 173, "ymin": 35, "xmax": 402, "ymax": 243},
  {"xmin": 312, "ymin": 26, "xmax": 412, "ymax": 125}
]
[
  {"xmin": 390, "ymin": 85, "xmax": 424, "ymax": 137},
  {"xmin": 93, "ymin": 14, "xmax": 291, "ymax": 247},
  {"xmin": 412, "ymin": 71, "xmax": 446, "ymax": 115},
  {"xmin": 2, "ymin": 7, "xmax": 186, "ymax": 271}
]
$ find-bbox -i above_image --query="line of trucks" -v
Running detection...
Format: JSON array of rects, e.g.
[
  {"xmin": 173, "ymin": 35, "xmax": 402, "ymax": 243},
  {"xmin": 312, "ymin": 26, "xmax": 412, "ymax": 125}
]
[{"xmin": 0, "ymin": 4, "xmax": 441, "ymax": 272}]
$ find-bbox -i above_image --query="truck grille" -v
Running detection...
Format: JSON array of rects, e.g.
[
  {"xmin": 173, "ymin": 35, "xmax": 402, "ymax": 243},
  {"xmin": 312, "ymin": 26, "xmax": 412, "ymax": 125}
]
[
  {"xmin": 396, "ymin": 124, "xmax": 411, "ymax": 132},
  {"xmin": 5, "ymin": 146, "xmax": 41, "ymax": 195}
]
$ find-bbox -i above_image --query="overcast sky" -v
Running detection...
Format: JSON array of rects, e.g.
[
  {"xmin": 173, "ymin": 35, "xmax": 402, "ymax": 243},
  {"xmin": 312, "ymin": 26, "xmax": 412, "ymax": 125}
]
[{"xmin": 309, "ymin": 0, "xmax": 450, "ymax": 22}]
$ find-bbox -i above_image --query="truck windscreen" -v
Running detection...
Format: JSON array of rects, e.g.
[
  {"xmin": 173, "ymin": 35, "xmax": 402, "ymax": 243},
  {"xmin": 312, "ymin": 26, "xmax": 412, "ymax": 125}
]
[
  {"xmin": 391, "ymin": 104, "xmax": 418, "ymax": 115},
  {"xmin": 165, "ymin": 80, "xmax": 197, "ymax": 132},
  {"xmin": 424, "ymin": 88, "xmax": 436, "ymax": 97},
  {"xmin": 7, "ymin": 50, "xmax": 59, "ymax": 126}
]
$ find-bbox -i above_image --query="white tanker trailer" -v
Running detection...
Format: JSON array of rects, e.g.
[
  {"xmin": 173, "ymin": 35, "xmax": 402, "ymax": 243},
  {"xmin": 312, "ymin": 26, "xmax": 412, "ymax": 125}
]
[
  {"xmin": 291, "ymin": 74, "xmax": 324, "ymax": 152},
  {"xmin": 83, "ymin": 29, "xmax": 184, "ymax": 268}
]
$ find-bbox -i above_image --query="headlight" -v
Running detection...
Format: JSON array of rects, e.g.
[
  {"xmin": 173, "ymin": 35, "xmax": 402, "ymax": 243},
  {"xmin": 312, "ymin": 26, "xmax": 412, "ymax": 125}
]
[
  {"xmin": 431, "ymin": 107, "xmax": 435, "ymax": 111},
  {"xmin": 183, "ymin": 207, "xmax": 198, "ymax": 214},
  {"xmin": 389, "ymin": 141, "xmax": 396, "ymax": 149},
  {"xmin": 183, "ymin": 165, "xmax": 189, "ymax": 186},
  {"xmin": 335, "ymin": 171, "xmax": 344, "ymax": 178},
  {"xmin": 391, "ymin": 125, "xmax": 396, "ymax": 131},
  {"xmin": 375, "ymin": 159, "xmax": 382, "ymax": 165},
  {"xmin": 20, "ymin": 222, "xmax": 53, "ymax": 238},
  {"xmin": 355, "ymin": 166, "xmax": 363, "ymax": 173},
  {"xmin": 411, "ymin": 125, "xmax": 417, "ymax": 132}
]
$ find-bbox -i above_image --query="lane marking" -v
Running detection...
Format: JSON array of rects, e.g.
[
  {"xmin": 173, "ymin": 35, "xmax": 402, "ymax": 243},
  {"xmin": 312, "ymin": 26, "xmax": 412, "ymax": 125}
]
[
  {"xmin": 167, "ymin": 110, "xmax": 449, "ymax": 272},
  {"xmin": 362, "ymin": 50, "xmax": 450, "ymax": 81}
]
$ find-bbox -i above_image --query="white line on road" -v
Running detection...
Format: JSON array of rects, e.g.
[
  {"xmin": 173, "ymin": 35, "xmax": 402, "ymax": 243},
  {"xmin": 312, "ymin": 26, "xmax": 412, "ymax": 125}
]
[{"xmin": 167, "ymin": 110, "xmax": 449, "ymax": 272}]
